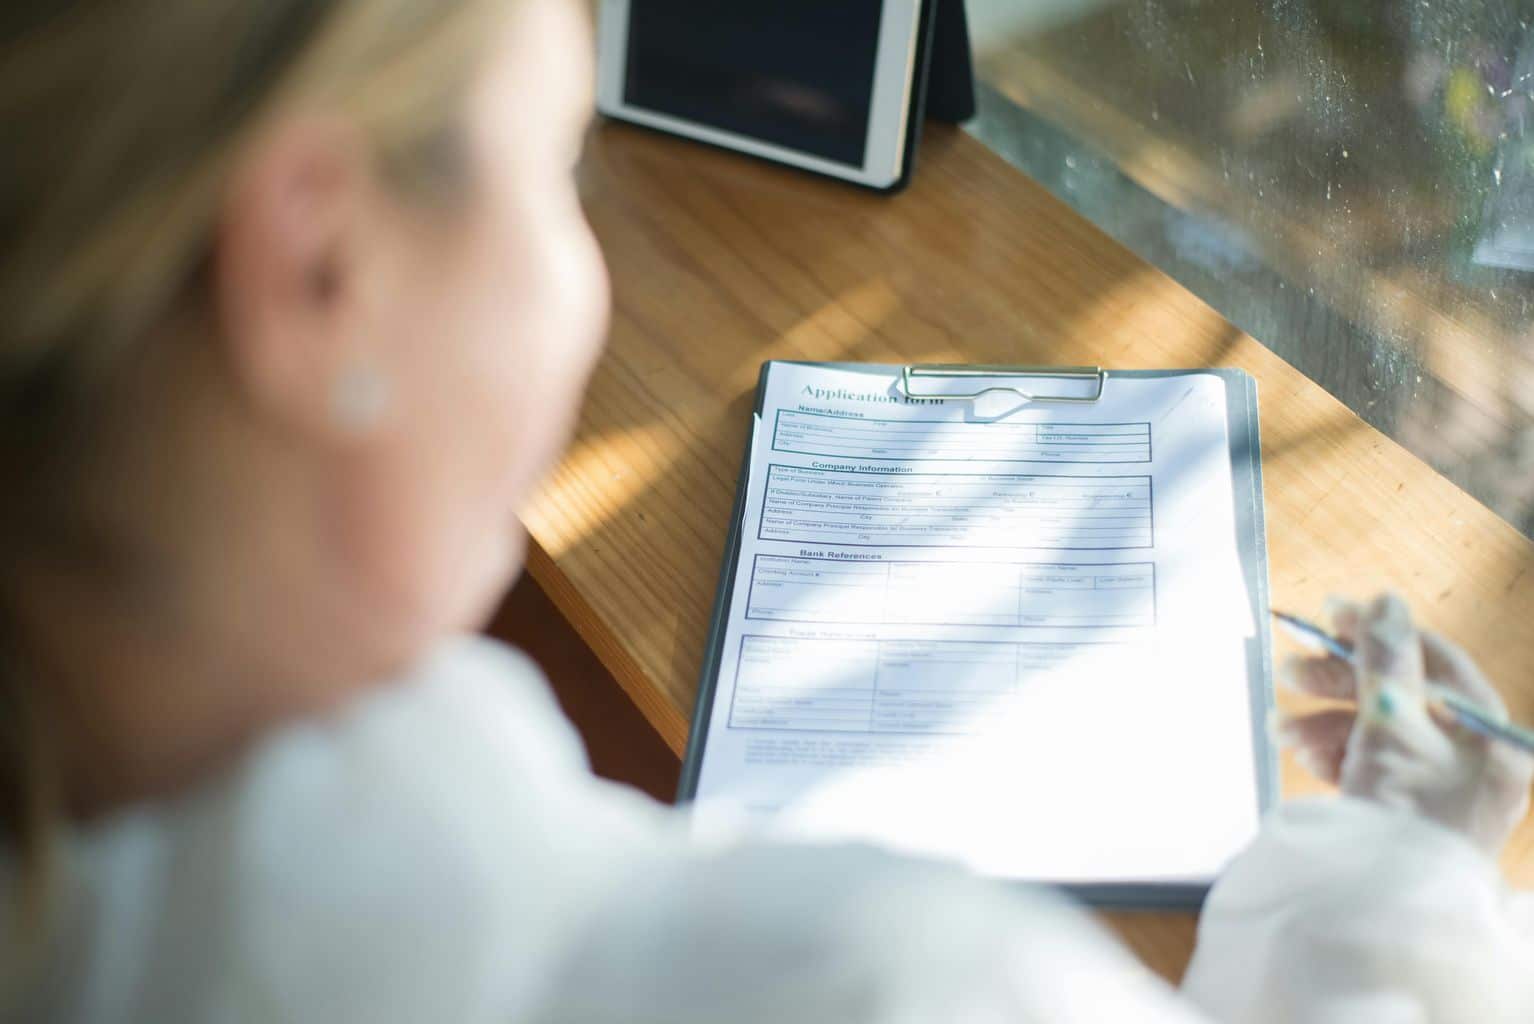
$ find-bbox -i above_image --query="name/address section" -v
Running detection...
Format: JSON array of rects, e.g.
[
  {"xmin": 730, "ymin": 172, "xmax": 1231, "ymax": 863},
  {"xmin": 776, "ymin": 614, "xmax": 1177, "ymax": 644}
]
[
  {"xmin": 773, "ymin": 409, "xmax": 1153, "ymax": 464},
  {"xmin": 745, "ymin": 554, "xmax": 1156, "ymax": 629},
  {"xmin": 758, "ymin": 464, "xmax": 1154, "ymax": 550}
]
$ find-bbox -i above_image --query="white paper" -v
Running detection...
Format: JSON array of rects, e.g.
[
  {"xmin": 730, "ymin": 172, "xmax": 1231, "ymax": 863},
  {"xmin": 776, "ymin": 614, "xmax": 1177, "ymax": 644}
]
[{"xmin": 690, "ymin": 363, "xmax": 1261, "ymax": 885}]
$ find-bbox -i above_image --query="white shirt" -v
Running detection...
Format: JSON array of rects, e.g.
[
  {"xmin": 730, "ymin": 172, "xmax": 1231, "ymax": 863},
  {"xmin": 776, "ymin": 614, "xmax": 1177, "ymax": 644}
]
[{"xmin": 5, "ymin": 636, "xmax": 1531, "ymax": 1022}]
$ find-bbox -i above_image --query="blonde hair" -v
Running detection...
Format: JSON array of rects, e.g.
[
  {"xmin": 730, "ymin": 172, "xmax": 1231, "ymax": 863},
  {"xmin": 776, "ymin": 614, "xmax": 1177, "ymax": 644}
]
[{"xmin": 0, "ymin": 0, "xmax": 509, "ymax": 924}]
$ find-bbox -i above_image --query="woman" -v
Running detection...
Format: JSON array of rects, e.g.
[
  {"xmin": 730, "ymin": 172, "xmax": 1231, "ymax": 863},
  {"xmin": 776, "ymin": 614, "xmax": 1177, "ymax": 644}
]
[{"xmin": 1, "ymin": 1, "xmax": 1530, "ymax": 1020}]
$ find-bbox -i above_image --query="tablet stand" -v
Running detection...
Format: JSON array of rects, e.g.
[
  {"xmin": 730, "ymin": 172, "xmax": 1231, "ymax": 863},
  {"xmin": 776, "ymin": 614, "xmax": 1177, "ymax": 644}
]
[{"xmin": 925, "ymin": 0, "xmax": 976, "ymax": 124}]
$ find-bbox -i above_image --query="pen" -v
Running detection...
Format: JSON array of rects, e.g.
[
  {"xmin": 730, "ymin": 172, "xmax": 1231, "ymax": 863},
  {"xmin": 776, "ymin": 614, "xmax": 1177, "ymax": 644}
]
[{"xmin": 1273, "ymin": 610, "xmax": 1534, "ymax": 756}]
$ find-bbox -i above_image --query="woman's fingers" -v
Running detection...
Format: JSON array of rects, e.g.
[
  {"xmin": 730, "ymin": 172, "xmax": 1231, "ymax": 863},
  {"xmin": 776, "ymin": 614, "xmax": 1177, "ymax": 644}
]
[
  {"xmin": 1278, "ymin": 708, "xmax": 1355, "ymax": 784},
  {"xmin": 1278, "ymin": 653, "xmax": 1356, "ymax": 700},
  {"xmin": 1324, "ymin": 595, "xmax": 1363, "ymax": 646},
  {"xmin": 1279, "ymin": 595, "xmax": 1363, "ymax": 783},
  {"xmin": 1286, "ymin": 593, "xmax": 1534, "ymax": 854},
  {"xmin": 1355, "ymin": 593, "xmax": 1426, "ymax": 701},
  {"xmin": 1276, "ymin": 595, "xmax": 1364, "ymax": 699}
]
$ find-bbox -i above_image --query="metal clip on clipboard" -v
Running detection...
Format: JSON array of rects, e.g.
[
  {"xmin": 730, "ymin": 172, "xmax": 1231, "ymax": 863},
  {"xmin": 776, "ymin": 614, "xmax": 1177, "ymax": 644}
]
[{"xmin": 899, "ymin": 364, "xmax": 1108, "ymax": 404}]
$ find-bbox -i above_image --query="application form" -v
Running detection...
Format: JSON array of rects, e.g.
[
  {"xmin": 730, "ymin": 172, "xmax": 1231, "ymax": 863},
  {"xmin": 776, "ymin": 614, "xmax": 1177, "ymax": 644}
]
[{"xmin": 688, "ymin": 362, "xmax": 1264, "ymax": 886}]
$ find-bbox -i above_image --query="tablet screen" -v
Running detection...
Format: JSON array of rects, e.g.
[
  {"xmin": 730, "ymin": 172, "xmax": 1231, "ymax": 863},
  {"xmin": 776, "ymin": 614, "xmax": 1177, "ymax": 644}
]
[{"xmin": 623, "ymin": 2, "xmax": 885, "ymax": 169}]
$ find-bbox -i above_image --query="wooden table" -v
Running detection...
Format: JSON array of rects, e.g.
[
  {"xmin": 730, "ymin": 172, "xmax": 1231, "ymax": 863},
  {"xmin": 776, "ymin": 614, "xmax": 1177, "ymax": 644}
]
[{"xmin": 524, "ymin": 120, "xmax": 1534, "ymax": 982}]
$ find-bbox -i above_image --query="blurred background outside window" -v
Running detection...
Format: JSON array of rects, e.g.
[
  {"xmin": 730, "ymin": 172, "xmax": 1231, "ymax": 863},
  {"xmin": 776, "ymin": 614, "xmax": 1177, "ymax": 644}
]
[{"xmin": 965, "ymin": 1, "xmax": 1534, "ymax": 537}]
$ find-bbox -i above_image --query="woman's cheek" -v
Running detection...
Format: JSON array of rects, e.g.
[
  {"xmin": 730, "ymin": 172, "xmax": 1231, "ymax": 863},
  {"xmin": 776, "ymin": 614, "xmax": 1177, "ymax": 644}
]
[
  {"xmin": 520, "ymin": 213, "xmax": 610, "ymax": 445},
  {"xmin": 438, "ymin": 197, "xmax": 607, "ymax": 607},
  {"xmin": 571, "ymin": 213, "xmax": 612, "ymax": 372}
]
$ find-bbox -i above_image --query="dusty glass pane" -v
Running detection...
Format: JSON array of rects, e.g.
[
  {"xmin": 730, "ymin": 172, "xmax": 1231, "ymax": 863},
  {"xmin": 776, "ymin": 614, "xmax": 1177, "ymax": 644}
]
[{"xmin": 967, "ymin": 1, "xmax": 1534, "ymax": 536}]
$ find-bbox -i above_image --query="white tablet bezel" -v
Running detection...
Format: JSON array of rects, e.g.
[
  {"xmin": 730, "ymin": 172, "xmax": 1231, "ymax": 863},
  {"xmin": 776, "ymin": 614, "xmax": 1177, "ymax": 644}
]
[{"xmin": 596, "ymin": 0, "xmax": 923, "ymax": 189}]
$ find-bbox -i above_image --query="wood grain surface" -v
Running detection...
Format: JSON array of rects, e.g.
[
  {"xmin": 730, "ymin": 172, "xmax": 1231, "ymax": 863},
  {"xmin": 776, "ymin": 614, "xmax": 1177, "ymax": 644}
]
[{"xmin": 521, "ymin": 120, "xmax": 1534, "ymax": 982}]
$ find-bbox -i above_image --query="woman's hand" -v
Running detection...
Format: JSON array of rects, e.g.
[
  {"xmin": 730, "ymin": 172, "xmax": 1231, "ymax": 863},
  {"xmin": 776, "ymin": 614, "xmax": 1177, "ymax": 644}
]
[{"xmin": 1279, "ymin": 593, "xmax": 1533, "ymax": 857}]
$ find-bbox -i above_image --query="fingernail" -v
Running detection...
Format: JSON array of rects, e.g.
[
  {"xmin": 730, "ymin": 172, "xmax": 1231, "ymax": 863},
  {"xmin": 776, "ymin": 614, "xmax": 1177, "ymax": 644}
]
[
  {"xmin": 1369, "ymin": 687, "xmax": 1397, "ymax": 722},
  {"xmin": 1363, "ymin": 682, "xmax": 1419, "ymax": 725},
  {"xmin": 1293, "ymin": 748, "xmax": 1322, "ymax": 777},
  {"xmin": 1277, "ymin": 655, "xmax": 1303, "ymax": 690}
]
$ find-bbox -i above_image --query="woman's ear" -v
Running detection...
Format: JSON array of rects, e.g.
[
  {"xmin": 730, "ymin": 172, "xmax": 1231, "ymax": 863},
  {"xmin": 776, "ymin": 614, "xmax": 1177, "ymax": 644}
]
[{"xmin": 215, "ymin": 115, "xmax": 389, "ymax": 439}]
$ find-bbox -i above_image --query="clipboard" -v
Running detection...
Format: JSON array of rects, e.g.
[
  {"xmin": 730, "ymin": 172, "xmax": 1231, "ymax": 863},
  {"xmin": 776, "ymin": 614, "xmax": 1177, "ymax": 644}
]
[{"xmin": 677, "ymin": 361, "xmax": 1276, "ymax": 909}]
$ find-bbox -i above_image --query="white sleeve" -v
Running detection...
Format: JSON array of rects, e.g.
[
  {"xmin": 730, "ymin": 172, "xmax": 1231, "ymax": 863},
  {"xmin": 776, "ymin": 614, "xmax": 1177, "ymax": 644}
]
[
  {"xmin": 526, "ymin": 840, "xmax": 1211, "ymax": 1024},
  {"xmin": 1181, "ymin": 798, "xmax": 1534, "ymax": 1024},
  {"xmin": 213, "ymin": 636, "xmax": 1213, "ymax": 1024}
]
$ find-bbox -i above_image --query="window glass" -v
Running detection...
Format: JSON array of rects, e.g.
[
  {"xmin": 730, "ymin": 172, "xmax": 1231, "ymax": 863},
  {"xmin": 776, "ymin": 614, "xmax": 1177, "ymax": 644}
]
[{"xmin": 968, "ymin": 1, "xmax": 1534, "ymax": 536}]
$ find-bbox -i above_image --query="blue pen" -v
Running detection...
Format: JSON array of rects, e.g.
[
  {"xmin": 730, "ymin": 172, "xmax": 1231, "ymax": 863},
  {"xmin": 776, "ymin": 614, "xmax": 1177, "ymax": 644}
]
[
  {"xmin": 1273, "ymin": 609, "xmax": 1534, "ymax": 755},
  {"xmin": 1273, "ymin": 610, "xmax": 1356, "ymax": 664}
]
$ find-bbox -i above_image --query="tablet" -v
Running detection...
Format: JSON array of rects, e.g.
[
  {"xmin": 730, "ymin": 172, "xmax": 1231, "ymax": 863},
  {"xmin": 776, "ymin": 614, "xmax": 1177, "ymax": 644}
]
[{"xmin": 596, "ymin": 1, "xmax": 932, "ymax": 191}]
